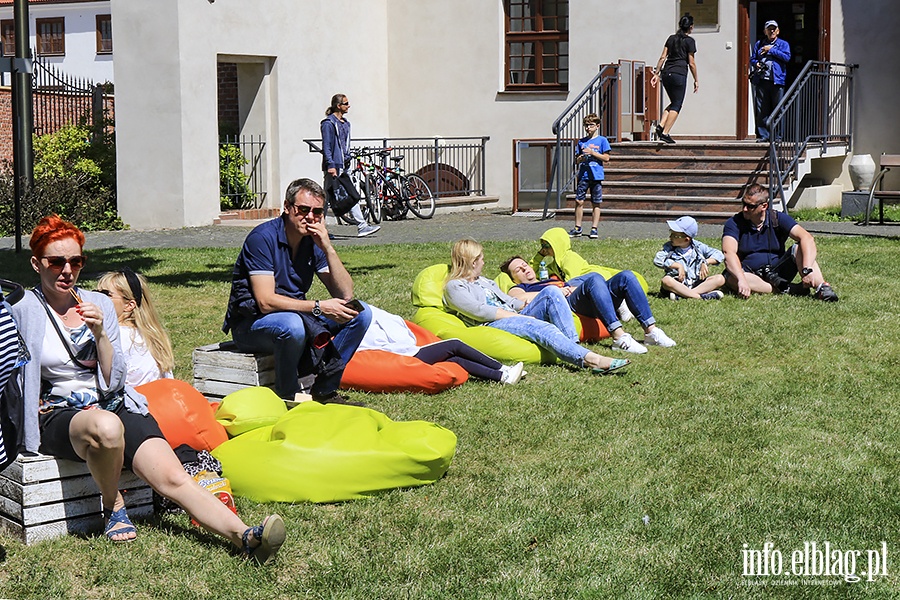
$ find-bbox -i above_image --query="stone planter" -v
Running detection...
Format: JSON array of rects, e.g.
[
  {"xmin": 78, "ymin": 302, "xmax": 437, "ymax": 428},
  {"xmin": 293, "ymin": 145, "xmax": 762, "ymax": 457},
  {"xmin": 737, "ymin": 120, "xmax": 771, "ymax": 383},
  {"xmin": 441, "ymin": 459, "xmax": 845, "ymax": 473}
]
[{"xmin": 848, "ymin": 154, "xmax": 876, "ymax": 191}]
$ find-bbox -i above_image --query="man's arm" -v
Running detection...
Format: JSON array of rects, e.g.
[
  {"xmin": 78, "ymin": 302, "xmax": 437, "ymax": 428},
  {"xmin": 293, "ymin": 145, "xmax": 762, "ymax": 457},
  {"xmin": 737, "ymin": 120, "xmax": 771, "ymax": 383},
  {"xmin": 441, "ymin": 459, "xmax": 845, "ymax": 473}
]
[
  {"xmin": 722, "ymin": 235, "xmax": 751, "ymax": 298},
  {"xmin": 788, "ymin": 223, "xmax": 818, "ymax": 286}
]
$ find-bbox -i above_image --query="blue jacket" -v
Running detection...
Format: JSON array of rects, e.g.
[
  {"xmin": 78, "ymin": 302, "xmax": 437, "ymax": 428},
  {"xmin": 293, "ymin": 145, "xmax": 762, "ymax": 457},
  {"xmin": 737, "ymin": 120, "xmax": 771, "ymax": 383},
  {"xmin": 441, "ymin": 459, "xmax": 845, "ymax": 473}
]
[
  {"xmin": 750, "ymin": 37, "xmax": 791, "ymax": 86},
  {"xmin": 320, "ymin": 113, "xmax": 351, "ymax": 172}
]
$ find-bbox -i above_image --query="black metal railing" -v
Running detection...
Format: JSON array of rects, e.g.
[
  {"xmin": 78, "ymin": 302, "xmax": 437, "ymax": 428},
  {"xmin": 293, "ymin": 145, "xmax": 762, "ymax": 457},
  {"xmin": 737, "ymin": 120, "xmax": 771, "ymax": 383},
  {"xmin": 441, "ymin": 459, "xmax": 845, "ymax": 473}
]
[
  {"xmin": 219, "ymin": 134, "xmax": 267, "ymax": 209},
  {"xmin": 542, "ymin": 64, "xmax": 618, "ymax": 218},
  {"xmin": 303, "ymin": 136, "xmax": 489, "ymax": 198},
  {"xmin": 766, "ymin": 61, "xmax": 857, "ymax": 209},
  {"xmin": 31, "ymin": 53, "xmax": 113, "ymax": 136}
]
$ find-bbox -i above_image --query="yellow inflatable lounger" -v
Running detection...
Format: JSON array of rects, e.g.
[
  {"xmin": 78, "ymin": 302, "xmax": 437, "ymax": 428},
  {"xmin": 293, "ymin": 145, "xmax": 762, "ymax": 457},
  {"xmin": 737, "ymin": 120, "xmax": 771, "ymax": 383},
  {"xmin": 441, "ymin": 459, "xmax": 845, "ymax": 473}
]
[{"xmin": 212, "ymin": 388, "xmax": 457, "ymax": 503}]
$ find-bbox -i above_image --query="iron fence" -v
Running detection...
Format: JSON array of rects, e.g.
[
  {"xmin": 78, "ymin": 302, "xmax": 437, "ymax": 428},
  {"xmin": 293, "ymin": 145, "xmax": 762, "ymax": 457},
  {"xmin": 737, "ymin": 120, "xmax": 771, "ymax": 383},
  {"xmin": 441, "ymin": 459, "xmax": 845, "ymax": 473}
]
[
  {"xmin": 303, "ymin": 136, "xmax": 489, "ymax": 198},
  {"xmin": 219, "ymin": 134, "xmax": 267, "ymax": 209},
  {"xmin": 767, "ymin": 61, "xmax": 857, "ymax": 209},
  {"xmin": 31, "ymin": 53, "xmax": 113, "ymax": 136}
]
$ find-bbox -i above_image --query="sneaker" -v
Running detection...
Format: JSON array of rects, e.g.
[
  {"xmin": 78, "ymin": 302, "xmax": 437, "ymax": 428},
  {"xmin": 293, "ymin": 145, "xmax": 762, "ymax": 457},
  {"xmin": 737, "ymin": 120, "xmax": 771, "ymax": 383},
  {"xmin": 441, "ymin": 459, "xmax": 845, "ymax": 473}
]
[
  {"xmin": 500, "ymin": 361, "xmax": 525, "ymax": 385},
  {"xmin": 617, "ymin": 300, "xmax": 634, "ymax": 323},
  {"xmin": 699, "ymin": 291, "xmax": 724, "ymax": 300},
  {"xmin": 668, "ymin": 292, "xmax": 680, "ymax": 301},
  {"xmin": 589, "ymin": 228, "xmax": 599, "ymax": 239},
  {"xmin": 357, "ymin": 224, "xmax": 381, "ymax": 238},
  {"xmin": 814, "ymin": 282, "xmax": 839, "ymax": 302},
  {"xmin": 568, "ymin": 226, "xmax": 583, "ymax": 237},
  {"xmin": 313, "ymin": 392, "xmax": 366, "ymax": 407},
  {"xmin": 612, "ymin": 332, "xmax": 648, "ymax": 354},
  {"xmin": 655, "ymin": 124, "xmax": 664, "ymax": 139},
  {"xmin": 659, "ymin": 133, "xmax": 676, "ymax": 144},
  {"xmin": 644, "ymin": 327, "xmax": 676, "ymax": 348}
]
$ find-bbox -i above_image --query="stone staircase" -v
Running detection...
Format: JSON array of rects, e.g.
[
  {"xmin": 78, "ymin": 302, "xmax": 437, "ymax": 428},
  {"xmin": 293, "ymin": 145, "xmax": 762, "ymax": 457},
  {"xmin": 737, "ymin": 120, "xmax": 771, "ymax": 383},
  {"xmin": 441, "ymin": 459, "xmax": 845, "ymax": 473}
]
[{"xmin": 561, "ymin": 141, "xmax": 771, "ymax": 223}]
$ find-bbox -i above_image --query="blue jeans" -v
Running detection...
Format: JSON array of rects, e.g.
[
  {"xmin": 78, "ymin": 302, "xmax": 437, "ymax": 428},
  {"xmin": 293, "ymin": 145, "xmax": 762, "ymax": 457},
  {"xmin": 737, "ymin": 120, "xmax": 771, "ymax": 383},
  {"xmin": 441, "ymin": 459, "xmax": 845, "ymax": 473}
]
[
  {"xmin": 567, "ymin": 271, "xmax": 656, "ymax": 331},
  {"xmin": 488, "ymin": 287, "xmax": 588, "ymax": 366},
  {"xmin": 232, "ymin": 303, "xmax": 372, "ymax": 398}
]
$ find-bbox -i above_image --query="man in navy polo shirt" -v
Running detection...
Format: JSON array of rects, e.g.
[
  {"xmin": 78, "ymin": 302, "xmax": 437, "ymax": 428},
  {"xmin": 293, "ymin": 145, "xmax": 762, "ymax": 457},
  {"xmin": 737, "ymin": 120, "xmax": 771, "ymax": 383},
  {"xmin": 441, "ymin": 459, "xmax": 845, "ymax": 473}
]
[
  {"xmin": 722, "ymin": 183, "xmax": 838, "ymax": 301},
  {"xmin": 223, "ymin": 178, "xmax": 372, "ymax": 403}
]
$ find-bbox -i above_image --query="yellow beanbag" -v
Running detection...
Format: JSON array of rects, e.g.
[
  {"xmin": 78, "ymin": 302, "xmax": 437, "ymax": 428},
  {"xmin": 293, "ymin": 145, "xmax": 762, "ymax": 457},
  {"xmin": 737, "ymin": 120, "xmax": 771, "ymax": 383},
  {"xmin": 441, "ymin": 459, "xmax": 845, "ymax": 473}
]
[
  {"xmin": 211, "ymin": 401, "xmax": 457, "ymax": 503},
  {"xmin": 215, "ymin": 386, "xmax": 287, "ymax": 437}
]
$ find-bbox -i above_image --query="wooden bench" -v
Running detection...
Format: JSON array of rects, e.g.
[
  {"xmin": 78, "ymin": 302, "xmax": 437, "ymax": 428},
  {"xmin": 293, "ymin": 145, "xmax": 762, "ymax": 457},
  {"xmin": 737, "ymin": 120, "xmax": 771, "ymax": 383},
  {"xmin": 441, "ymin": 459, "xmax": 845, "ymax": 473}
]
[
  {"xmin": 864, "ymin": 154, "xmax": 900, "ymax": 225},
  {"xmin": 192, "ymin": 341, "xmax": 276, "ymax": 401},
  {"xmin": 0, "ymin": 454, "xmax": 152, "ymax": 545}
]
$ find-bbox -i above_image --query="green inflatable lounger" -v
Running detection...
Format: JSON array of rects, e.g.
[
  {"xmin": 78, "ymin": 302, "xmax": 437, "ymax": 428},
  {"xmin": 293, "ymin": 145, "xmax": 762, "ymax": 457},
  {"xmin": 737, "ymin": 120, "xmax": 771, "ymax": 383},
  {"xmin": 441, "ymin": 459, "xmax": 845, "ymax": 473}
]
[
  {"xmin": 411, "ymin": 263, "xmax": 604, "ymax": 364},
  {"xmin": 211, "ymin": 387, "xmax": 458, "ymax": 503}
]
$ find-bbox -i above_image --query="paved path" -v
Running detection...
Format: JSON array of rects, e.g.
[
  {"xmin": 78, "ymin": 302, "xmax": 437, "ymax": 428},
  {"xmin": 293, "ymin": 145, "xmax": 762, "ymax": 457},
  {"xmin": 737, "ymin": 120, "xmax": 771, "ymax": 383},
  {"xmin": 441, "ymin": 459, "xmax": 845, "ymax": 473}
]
[{"xmin": 2, "ymin": 210, "xmax": 896, "ymax": 251}]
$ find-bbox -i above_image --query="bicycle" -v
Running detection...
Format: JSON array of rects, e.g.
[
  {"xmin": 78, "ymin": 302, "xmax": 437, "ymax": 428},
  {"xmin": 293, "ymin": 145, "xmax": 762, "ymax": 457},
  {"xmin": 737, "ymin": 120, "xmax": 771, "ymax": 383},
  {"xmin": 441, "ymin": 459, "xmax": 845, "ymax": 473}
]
[
  {"xmin": 346, "ymin": 148, "xmax": 383, "ymax": 224},
  {"xmin": 367, "ymin": 148, "xmax": 436, "ymax": 220}
]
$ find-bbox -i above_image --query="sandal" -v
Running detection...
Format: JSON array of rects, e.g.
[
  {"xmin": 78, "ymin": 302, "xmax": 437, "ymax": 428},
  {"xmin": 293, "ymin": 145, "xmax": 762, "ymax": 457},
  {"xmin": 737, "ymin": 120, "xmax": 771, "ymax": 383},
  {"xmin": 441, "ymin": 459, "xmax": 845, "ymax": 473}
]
[
  {"xmin": 242, "ymin": 514, "xmax": 286, "ymax": 565},
  {"xmin": 103, "ymin": 506, "xmax": 137, "ymax": 543},
  {"xmin": 592, "ymin": 358, "xmax": 630, "ymax": 376}
]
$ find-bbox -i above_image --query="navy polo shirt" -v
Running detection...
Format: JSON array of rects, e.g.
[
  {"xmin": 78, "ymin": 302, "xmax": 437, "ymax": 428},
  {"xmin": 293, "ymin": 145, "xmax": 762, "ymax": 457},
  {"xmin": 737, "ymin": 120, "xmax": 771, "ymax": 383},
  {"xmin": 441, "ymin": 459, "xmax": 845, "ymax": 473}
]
[
  {"xmin": 722, "ymin": 211, "xmax": 797, "ymax": 272},
  {"xmin": 223, "ymin": 215, "xmax": 328, "ymax": 332}
]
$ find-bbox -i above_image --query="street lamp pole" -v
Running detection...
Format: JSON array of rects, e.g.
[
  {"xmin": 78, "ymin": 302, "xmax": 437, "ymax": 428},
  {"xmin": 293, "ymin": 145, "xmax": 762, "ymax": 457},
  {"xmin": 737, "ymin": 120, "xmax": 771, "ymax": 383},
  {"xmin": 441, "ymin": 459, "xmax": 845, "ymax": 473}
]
[{"xmin": 11, "ymin": 0, "xmax": 33, "ymax": 253}]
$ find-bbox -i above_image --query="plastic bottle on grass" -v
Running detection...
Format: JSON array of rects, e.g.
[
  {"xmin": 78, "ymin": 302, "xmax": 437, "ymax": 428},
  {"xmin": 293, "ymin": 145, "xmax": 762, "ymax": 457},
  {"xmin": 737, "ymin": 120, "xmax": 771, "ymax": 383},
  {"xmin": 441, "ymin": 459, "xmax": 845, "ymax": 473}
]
[{"xmin": 539, "ymin": 260, "xmax": 549, "ymax": 280}]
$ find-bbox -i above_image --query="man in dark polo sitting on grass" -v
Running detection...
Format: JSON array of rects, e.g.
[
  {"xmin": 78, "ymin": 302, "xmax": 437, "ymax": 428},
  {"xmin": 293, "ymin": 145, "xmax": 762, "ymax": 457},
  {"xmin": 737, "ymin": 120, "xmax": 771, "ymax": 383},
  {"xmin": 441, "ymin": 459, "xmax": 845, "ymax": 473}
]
[
  {"xmin": 223, "ymin": 178, "xmax": 371, "ymax": 404},
  {"xmin": 722, "ymin": 183, "xmax": 838, "ymax": 301}
]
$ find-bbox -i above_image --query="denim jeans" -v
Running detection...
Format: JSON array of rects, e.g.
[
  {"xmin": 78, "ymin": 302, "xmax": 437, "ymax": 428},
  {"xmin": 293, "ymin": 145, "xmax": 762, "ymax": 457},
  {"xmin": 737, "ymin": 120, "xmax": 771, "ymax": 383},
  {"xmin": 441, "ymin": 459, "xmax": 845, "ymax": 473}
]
[
  {"xmin": 232, "ymin": 302, "xmax": 372, "ymax": 398},
  {"xmin": 488, "ymin": 287, "xmax": 588, "ymax": 366},
  {"xmin": 567, "ymin": 271, "xmax": 655, "ymax": 331}
]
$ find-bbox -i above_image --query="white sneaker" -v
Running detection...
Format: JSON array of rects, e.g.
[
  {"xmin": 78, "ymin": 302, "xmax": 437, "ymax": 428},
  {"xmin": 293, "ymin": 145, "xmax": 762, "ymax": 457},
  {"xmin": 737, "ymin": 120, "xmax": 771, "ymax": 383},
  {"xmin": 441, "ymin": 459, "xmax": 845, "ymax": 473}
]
[
  {"xmin": 500, "ymin": 361, "xmax": 525, "ymax": 385},
  {"xmin": 618, "ymin": 300, "xmax": 634, "ymax": 323},
  {"xmin": 357, "ymin": 225, "xmax": 381, "ymax": 237},
  {"xmin": 612, "ymin": 332, "xmax": 648, "ymax": 354},
  {"xmin": 644, "ymin": 327, "xmax": 676, "ymax": 348}
]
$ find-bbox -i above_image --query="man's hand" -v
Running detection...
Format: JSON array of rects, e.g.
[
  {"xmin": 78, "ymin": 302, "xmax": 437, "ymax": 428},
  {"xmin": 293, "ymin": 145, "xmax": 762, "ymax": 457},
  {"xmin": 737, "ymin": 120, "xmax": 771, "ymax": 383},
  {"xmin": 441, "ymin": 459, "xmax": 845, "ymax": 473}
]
[
  {"xmin": 327, "ymin": 167, "xmax": 338, "ymax": 176},
  {"xmin": 306, "ymin": 220, "xmax": 333, "ymax": 251},
  {"xmin": 318, "ymin": 298, "xmax": 359, "ymax": 324},
  {"xmin": 736, "ymin": 276, "xmax": 751, "ymax": 299}
]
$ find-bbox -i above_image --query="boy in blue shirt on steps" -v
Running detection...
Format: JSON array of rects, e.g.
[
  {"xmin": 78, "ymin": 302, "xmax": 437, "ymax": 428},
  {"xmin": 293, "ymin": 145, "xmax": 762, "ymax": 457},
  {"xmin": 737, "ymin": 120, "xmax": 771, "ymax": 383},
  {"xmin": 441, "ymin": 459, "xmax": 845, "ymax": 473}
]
[{"xmin": 569, "ymin": 113, "xmax": 611, "ymax": 240}]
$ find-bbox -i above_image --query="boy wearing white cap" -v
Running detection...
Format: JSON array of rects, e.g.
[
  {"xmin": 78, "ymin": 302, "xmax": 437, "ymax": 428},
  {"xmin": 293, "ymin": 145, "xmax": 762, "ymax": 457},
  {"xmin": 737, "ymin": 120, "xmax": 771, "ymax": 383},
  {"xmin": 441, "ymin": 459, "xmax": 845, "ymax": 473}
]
[{"xmin": 653, "ymin": 216, "xmax": 726, "ymax": 300}]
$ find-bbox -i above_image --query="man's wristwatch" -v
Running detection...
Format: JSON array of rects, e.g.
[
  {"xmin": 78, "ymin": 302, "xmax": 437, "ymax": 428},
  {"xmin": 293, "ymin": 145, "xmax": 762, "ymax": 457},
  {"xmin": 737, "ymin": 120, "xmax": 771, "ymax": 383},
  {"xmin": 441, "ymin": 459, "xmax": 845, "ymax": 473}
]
[
  {"xmin": 801, "ymin": 267, "xmax": 814, "ymax": 277},
  {"xmin": 312, "ymin": 300, "xmax": 322, "ymax": 317}
]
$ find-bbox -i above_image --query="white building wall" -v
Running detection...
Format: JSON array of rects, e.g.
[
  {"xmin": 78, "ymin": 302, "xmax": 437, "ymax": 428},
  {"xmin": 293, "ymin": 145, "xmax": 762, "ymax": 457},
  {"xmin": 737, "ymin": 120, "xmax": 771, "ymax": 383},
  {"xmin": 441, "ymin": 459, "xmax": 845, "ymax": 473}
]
[{"xmin": 0, "ymin": 1, "xmax": 113, "ymax": 85}]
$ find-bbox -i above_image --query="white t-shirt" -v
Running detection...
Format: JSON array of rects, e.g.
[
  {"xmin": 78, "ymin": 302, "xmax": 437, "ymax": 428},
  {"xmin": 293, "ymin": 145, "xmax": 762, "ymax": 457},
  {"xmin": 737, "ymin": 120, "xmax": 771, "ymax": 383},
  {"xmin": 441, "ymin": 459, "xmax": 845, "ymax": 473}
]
[
  {"xmin": 40, "ymin": 315, "xmax": 99, "ymax": 409},
  {"xmin": 120, "ymin": 325, "xmax": 173, "ymax": 387},
  {"xmin": 356, "ymin": 306, "xmax": 420, "ymax": 356}
]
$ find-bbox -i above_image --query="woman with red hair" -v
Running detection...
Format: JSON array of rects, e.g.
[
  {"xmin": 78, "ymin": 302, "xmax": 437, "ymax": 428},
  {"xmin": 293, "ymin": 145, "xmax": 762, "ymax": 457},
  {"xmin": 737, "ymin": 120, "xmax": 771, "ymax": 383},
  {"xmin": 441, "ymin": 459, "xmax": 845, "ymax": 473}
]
[{"xmin": 11, "ymin": 215, "xmax": 285, "ymax": 562}]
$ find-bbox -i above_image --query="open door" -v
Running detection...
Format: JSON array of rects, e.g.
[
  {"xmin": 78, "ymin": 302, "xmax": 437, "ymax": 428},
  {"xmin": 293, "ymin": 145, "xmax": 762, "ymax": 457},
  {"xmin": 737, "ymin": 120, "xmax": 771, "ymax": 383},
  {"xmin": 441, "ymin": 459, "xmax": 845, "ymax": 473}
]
[{"xmin": 737, "ymin": 0, "xmax": 831, "ymax": 139}]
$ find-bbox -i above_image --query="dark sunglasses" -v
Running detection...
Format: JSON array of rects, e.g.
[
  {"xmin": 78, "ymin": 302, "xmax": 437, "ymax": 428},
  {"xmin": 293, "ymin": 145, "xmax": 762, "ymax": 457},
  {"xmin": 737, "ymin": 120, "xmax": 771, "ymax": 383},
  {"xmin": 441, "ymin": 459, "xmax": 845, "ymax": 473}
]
[
  {"xmin": 290, "ymin": 204, "xmax": 325, "ymax": 216},
  {"xmin": 742, "ymin": 200, "xmax": 767, "ymax": 209},
  {"xmin": 540, "ymin": 241, "xmax": 552, "ymax": 249},
  {"xmin": 42, "ymin": 255, "xmax": 86, "ymax": 271}
]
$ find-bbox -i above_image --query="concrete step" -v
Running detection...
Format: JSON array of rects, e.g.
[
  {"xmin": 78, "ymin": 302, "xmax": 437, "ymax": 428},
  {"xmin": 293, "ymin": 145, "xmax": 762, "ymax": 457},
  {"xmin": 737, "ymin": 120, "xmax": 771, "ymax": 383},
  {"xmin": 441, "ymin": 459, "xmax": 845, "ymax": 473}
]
[{"xmin": 600, "ymin": 181, "xmax": 748, "ymax": 198}]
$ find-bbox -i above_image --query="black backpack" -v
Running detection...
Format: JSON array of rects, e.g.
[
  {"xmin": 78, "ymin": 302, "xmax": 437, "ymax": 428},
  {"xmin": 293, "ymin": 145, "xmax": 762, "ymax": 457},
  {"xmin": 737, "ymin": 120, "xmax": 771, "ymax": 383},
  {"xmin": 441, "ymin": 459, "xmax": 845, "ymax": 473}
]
[{"xmin": 0, "ymin": 279, "xmax": 27, "ymax": 471}]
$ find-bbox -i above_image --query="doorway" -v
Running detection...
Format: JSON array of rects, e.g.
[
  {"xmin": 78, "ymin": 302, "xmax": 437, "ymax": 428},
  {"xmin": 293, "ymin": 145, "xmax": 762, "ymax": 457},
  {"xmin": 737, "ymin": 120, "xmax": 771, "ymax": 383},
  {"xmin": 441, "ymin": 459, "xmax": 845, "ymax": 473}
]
[{"xmin": 737, "ymin": 0, "xmax": 831, "ymax": 139}]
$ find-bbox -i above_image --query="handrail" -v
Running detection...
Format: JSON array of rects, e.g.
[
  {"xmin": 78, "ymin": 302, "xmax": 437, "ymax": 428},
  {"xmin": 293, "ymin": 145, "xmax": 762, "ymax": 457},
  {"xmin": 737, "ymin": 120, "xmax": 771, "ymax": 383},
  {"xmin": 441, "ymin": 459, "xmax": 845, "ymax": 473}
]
[
  {"xmin": 543, "ymin": 65, "xmax": 619, "ymax": 218},
  {"xmin": 765, "ymin": 61, "xmax": 858, "ymax": 210}
]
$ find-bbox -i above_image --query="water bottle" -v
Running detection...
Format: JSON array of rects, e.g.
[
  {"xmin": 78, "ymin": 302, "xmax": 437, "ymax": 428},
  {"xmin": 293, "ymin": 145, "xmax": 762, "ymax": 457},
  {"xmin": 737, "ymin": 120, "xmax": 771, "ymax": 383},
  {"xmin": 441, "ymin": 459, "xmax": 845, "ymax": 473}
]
[{"xmin": 539, "ymin": 260, "xmax": 549, "ymax": 280}]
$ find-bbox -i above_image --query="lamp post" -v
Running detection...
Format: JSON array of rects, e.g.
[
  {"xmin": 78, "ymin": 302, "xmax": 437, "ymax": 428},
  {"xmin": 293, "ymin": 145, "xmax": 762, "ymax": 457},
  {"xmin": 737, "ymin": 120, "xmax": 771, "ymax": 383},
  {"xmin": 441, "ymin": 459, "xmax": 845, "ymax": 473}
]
[{"xmin": 10, "ymin": 0, "xmax": 33, "ymax": 253}]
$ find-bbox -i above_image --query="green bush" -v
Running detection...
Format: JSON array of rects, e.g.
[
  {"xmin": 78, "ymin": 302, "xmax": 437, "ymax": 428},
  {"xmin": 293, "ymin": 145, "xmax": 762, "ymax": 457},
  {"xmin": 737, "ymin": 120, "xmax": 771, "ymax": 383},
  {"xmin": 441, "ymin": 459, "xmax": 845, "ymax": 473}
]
[
  {"xmin": 219, "ymin": 143, "xmax": 254, "ymax": 211},
  {"xmin": 0, "ymin": 122, "xmax": 123, "ymax": 236}
]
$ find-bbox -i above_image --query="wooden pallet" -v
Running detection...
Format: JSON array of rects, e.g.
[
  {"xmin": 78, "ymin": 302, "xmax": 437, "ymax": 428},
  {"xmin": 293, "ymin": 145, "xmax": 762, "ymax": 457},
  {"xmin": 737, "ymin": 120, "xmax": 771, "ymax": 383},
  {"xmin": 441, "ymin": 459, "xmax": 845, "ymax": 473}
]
[
  {"xmin": 0, "ymin": 454, "xmax": 153, "ymax": 545},
  {"xmin": 192, "ymin": 341, "xmax": 276, "ymax": 401}
]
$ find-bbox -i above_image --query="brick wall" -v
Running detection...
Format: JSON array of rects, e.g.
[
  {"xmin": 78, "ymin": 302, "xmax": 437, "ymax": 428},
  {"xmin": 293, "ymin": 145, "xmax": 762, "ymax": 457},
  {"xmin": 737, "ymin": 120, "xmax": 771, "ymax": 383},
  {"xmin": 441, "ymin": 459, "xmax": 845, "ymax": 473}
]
[{"xmin": 217, "ymin": 62, "xmax": 239, "ymax": 135}]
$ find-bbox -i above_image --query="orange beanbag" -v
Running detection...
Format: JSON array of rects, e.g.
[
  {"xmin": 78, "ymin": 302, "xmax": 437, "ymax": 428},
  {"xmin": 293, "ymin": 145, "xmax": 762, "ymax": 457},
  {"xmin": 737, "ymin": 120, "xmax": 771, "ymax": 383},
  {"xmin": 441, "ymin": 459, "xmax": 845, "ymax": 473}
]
[
  {"xmin": 340, "ymin": 321, "xmax": 470, "ymax": 394},
  {"xmin": 138, "ymin": 379, "xmax": 229, "ymax": 451}
]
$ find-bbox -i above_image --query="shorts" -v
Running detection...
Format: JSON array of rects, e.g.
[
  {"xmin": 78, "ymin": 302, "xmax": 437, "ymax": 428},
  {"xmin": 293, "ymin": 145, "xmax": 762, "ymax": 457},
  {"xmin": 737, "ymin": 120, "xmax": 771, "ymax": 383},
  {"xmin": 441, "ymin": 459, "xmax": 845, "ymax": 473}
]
[
  {"xmin": 743, "ymin": 244, "xmax": 799, "ymax": 282},
  {"xmin": 39, "ymin": 402, "xmax": 165, "ymax": 469},
  {"xmin": 575, "ymin": 179, "xmax": 603, "ymax": 204},
  {"xmin": 662, "ymin": 71, "xmax": 687, "ymax": 113}
]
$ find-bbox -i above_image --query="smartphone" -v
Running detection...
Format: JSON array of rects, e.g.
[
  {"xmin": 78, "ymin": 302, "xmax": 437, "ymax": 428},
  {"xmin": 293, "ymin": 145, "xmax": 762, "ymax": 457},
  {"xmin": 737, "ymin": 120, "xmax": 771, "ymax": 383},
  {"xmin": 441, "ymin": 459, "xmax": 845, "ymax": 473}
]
[{"xmin": 345, "ymin": 298, "xmax": 365, "ymax": 312}]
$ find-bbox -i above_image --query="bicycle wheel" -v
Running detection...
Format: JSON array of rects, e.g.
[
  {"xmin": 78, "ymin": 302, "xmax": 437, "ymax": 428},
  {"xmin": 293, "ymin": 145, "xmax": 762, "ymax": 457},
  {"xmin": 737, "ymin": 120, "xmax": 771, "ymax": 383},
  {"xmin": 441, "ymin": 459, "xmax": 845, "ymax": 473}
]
[
  {"xmin": 364, "ymin": 174, "xmax": 382, "ymax": 224},
  {"xmin": 403, "ymin": 174, "xmax": 436, "ymax": 219}
]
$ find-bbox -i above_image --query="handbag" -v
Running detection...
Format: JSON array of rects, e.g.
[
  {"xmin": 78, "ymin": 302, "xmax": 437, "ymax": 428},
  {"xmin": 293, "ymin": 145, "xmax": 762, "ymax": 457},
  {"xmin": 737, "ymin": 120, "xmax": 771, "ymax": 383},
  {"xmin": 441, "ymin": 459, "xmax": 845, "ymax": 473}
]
[{"xmin": 325, "ymin": 172, "xmax": 361, "ymax": 217}]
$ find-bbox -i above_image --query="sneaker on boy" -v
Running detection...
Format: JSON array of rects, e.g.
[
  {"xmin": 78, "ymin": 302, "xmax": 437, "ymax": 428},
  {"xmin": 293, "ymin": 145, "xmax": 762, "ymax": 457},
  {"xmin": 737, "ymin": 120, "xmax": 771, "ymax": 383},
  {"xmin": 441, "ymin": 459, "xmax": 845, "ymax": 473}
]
[
  {"xmin": 589, "ymin": 228, "xmax": 599, "ymax": 239},
  {"xmin": 568, "ymin": 226, "xmax": 583, "ymax": 237}
]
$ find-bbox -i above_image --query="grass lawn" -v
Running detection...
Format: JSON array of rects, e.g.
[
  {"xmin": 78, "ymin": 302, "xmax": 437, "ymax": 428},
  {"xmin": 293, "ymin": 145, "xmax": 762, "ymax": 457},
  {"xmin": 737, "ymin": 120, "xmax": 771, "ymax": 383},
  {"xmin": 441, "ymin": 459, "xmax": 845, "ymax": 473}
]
[{"xmin": 0, "ymin": 234, "xmax": 898, "ymax": 599}]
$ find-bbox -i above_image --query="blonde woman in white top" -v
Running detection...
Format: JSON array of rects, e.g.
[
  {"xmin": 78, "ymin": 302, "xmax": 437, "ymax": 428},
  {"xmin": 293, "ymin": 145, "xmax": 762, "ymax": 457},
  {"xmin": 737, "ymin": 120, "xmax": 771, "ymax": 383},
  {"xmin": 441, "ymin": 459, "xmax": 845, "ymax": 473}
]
[{"xmin": 97, "ymin": 268, "xmax": 174, "ymax": 386}]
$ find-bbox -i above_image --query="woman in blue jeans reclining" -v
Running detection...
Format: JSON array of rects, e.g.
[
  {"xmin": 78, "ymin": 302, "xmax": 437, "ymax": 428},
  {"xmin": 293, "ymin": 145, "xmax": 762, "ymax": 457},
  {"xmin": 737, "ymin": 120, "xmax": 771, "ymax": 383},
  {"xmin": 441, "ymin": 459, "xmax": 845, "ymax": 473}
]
[{"xmin": 442, "ymin": 239, "xmax": 628, "ymax": 375}]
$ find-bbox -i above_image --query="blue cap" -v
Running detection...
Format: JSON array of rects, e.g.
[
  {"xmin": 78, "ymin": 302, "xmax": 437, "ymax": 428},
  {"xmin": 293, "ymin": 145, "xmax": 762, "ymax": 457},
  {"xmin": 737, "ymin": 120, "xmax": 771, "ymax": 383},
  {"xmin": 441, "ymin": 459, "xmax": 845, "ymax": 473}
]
[{"xmin": 667, "ymin": 216, "xmax": 698, "ymax": 239}]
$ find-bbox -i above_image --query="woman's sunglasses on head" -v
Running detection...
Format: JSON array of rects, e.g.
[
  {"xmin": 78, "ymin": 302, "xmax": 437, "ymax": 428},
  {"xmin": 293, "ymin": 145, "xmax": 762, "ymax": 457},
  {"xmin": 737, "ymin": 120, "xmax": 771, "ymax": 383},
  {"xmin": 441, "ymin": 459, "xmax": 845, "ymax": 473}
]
[{"xmin": 42, "ymin": 255, "xmax": 86, "ymax": 272}]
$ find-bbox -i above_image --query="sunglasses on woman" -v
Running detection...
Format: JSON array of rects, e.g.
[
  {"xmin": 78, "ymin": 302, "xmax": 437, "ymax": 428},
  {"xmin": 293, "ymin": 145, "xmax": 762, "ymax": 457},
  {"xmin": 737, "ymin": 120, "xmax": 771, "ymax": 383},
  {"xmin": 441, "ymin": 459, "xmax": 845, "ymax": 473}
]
[{"xmin": 42, "ymin": 255, "xmax": 86, "ymax": 272}]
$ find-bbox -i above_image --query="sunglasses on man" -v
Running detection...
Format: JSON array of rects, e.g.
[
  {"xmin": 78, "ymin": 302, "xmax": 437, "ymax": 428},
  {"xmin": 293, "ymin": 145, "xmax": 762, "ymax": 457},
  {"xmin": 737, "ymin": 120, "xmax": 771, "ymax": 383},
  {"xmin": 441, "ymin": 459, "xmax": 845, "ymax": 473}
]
[{"xmin": 289, "ymin": 204, "xmax": 325, "ymax": 217}]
